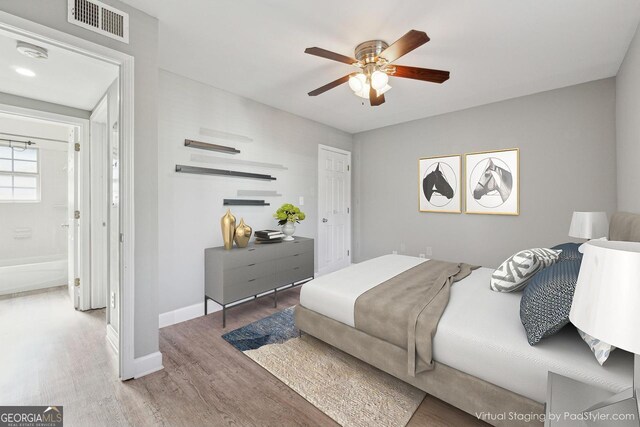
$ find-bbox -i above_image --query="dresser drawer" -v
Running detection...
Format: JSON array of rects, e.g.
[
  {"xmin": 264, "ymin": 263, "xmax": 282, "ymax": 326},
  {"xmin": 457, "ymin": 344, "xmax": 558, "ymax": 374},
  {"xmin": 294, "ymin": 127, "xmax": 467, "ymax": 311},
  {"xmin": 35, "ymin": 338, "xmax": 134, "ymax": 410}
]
[
  {"xmin": 224, "ymin": 274, "xmax": 277, "ymax": 303},
  {"xmin": 222, "ymin": 246, "xmax": 276, "ymax": 269},
  {"xmin": 278, "ymin": 239, "xmax": 314, "ymax": 258},
  {"xmin": 224, "ymin": 260, "xmax": 276, "ymax": 285},
  {"xmin": 276, "ymin": 252, "xmax": 314, "ymax": 286}
]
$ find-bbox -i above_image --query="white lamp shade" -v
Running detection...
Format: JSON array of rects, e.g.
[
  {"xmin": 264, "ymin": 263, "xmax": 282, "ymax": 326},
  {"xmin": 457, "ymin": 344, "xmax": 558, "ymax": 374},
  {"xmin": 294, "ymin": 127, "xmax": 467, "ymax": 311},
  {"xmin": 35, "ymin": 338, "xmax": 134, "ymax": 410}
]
[
  {"xmin": 568, "ymin": 211, "xmax": 608, "ymax": 239},
  {"xmin": 569, "ymin": 240, "xmax": 640, "ymax": 355}
]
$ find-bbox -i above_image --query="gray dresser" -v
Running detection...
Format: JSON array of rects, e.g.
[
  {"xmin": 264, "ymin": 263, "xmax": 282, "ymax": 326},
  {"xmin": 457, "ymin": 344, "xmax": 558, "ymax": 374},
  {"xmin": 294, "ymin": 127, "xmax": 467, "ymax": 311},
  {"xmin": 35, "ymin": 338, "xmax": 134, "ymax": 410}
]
[{"xmin": 205, "ymin": 237, "xmax": 314, "ymax": 326}]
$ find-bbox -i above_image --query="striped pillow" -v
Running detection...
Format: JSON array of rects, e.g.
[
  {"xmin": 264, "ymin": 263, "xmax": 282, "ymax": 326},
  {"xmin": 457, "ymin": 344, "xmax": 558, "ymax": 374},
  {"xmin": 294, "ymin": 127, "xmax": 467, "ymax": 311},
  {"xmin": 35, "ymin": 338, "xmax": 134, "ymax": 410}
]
[{"xmin": 490, "ymin": 248, "xmax": 562, "ymax": 292}]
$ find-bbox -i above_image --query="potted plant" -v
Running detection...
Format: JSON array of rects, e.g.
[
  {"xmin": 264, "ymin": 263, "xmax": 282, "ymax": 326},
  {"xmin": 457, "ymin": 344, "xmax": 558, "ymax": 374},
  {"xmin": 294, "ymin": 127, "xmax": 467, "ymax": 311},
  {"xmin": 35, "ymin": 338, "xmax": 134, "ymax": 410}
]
[{"xmin": 274, "ymin": 203, "xmax": 305, "ymax": 241}]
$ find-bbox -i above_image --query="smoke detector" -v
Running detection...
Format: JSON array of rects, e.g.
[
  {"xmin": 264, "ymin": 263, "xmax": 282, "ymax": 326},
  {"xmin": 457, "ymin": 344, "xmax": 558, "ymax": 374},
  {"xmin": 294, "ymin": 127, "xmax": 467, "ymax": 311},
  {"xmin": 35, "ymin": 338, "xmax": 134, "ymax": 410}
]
[{"xmin": 16, "ymin": 41, "xmax": 49, "ymax": 60}]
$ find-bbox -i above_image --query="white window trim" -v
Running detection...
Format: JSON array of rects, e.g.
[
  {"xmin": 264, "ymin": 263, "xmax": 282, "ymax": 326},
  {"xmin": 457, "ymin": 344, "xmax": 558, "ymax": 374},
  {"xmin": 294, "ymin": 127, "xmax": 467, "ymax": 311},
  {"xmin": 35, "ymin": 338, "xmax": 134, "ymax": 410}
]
[{"xmin": 0, "ymin": 146, "xmax": 41, "ymax": 203}]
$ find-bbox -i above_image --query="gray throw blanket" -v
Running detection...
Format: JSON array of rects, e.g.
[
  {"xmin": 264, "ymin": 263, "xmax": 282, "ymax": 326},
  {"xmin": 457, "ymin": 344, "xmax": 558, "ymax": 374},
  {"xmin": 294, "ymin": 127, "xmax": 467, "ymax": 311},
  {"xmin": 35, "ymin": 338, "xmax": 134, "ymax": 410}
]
[{"xmin": 354, "ymin": 260, "xmax": 478, "ymax": 377}]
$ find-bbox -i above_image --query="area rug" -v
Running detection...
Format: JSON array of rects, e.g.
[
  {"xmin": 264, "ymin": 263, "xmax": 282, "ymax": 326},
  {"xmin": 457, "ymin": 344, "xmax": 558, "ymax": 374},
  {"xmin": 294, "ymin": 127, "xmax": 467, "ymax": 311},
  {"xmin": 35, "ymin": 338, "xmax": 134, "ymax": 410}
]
[{"xmin": 222, "ymin": 307, "xmax": 426, "ymax": 427}]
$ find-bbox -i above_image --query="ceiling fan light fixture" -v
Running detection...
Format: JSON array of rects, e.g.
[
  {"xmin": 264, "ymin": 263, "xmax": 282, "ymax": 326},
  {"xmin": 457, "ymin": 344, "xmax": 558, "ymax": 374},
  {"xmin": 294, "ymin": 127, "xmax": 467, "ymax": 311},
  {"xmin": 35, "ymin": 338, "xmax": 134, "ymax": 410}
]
[
  {"xmin": 377, "ymin": 84, "xmax": 392, "ymax": 96},
  {"xmin": 370, "ymin": 70, "xmax": 389, "ymax": 90}
]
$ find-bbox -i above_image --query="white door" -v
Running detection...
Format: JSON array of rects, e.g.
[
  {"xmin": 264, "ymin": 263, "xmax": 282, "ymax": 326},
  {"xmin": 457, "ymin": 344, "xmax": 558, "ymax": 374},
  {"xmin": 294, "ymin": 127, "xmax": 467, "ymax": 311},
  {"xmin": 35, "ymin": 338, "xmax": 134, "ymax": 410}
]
[
  {"xmin": 89, "ymin": 99, "xmax": 108, "ymax": 309},
  {"xmin": 67, "ymin": 128, "xmax": 79, "ymax": 308},
  {"xmin": 317, "ymin": 145, "xmax": 351, "ymax": 275},
  {"xmin": 108, "ymin": 117, "xmax": 120, "ymax": 338}
]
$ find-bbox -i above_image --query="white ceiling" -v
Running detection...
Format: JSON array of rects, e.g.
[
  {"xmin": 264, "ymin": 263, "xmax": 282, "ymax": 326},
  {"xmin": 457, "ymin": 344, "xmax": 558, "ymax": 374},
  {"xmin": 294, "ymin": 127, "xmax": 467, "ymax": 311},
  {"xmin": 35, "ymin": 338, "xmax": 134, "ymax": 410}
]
[
  {"xmin": 126, "ymin": 0, "xmax": 640, "ymax": 134},
  {"xmin": 0, "ymin": 31, "xmax": 118, "ymax": 111}
]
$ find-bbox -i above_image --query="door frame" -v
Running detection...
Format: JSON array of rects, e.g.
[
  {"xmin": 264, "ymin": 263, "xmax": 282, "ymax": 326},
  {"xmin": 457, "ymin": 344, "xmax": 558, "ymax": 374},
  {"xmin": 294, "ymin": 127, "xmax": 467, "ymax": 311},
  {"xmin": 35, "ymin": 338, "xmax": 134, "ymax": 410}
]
[
  {"xmin": 317, "ymin": 144, "xmax": 352, "ymax": 276},
  {"xmin": 0, "ymin": 11, "xmax": 136, "ymax": 379}
]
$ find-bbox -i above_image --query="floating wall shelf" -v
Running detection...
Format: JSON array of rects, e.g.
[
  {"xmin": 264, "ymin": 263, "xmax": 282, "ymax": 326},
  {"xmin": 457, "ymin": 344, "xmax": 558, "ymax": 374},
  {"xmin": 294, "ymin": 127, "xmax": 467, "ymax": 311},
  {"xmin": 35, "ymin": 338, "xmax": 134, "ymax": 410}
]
[
  {"xmin": 175, "ymin": 164, "xmax": 276, "ymax": 181},
  {"xmin": 184, "ymin": 139, "xmax": 240, "ymax": 154},
  {"xmin": 223, "ymin": 199, "xmax": 270, "ymax": 206}
]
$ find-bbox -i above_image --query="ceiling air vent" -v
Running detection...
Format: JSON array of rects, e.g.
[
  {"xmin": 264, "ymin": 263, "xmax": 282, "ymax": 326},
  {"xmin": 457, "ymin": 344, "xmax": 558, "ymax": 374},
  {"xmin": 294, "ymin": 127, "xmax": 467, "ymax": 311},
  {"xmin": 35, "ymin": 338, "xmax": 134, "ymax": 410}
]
[{"xmin": 67, "ymin": 0, "xmax": 129, "ymax": 44}]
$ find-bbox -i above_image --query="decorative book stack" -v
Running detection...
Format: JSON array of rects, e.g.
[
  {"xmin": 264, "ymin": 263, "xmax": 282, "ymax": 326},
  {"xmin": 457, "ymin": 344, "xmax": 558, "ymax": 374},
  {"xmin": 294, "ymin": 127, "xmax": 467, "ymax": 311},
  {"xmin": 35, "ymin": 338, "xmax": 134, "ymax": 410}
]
[{"xmin": 254, "ymin": 230, "xmax": 284, "ymax": 244}]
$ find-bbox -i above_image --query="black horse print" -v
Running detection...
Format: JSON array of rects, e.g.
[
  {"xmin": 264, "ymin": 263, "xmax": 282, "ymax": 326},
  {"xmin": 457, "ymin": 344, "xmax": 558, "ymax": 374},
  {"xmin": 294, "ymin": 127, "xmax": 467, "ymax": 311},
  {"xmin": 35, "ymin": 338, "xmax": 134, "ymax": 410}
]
[
  {"xmin": 473, "ymin": 159, "xmax": 513, "ymax": 202},
  {"xmin": 423, "ymin": 163, "xmax": 454, "ymax": 202}
]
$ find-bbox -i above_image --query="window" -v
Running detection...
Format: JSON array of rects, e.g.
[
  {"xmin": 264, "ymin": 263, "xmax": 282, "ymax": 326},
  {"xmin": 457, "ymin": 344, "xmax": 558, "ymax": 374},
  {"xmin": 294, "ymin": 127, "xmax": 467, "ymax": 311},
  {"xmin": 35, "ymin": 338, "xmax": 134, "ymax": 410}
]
[{"xmin": 0, "ymin": 145, "xmax": 40, "ymax": 202}]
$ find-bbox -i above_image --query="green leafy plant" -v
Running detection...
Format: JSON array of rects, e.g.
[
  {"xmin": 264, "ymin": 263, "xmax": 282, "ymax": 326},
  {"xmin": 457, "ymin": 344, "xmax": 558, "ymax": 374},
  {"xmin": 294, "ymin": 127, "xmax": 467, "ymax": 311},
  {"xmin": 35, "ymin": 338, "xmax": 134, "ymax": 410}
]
[{"xmin": 274, "ymin": 203, "xmax": 306, "ymax": 225}]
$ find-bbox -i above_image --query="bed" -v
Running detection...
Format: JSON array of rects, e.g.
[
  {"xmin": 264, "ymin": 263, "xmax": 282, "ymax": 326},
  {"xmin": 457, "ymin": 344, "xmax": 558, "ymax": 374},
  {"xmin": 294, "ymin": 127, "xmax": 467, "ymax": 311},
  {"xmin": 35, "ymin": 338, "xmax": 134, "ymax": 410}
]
[{"xmin": 295, "ymin": 212, "xmax": 639, "ymax": 427}]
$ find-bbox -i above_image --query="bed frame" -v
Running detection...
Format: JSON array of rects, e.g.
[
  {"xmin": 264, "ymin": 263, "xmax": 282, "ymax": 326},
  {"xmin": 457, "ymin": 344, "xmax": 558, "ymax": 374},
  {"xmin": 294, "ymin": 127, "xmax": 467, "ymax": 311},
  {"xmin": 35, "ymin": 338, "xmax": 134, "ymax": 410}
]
[{"xmin": 295, "ymin": 212, "xmax": 640, "ymax": 427}]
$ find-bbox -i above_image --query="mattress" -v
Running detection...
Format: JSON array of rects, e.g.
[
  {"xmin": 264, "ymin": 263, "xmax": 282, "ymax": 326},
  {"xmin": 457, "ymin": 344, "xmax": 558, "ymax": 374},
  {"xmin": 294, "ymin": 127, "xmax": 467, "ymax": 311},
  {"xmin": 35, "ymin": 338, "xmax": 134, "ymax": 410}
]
[{"xmin": 299, "ymin": 255, "xmax": 633, "ymax": 403}]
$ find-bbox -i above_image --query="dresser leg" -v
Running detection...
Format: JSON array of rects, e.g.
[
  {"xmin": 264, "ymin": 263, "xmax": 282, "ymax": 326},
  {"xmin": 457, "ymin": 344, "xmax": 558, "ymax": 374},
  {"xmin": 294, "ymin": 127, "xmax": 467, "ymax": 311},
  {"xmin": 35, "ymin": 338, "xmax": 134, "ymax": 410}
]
[
  {"xmin": 274, "ymin": 288, "xmax": 278, "ymax": 308},
  {"xmin": 204, "ymin": 296, "xmax": 208, "ymax": 316},
  {"xmin": 222, "ymin": 305, "xmax": 226, "ymax": 328}
]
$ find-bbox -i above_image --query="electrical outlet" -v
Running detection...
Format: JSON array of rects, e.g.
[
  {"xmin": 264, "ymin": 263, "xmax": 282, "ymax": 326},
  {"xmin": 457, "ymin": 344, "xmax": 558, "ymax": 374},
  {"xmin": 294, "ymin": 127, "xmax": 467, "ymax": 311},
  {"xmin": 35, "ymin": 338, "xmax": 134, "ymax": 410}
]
[
  {"xmin": 392, "ymin": 250, "xmax": 398, "ymax": 255},
  {"xmin": 111, "ymin": 292, "xmax": 116, "ymax": 308},
  {"xmin": 426, "ymin": 247, "xmax": 433, "ymax": 257},
  {"xmin": 419, "ymin": 253, "xmax": 426, "ymax": 258}
]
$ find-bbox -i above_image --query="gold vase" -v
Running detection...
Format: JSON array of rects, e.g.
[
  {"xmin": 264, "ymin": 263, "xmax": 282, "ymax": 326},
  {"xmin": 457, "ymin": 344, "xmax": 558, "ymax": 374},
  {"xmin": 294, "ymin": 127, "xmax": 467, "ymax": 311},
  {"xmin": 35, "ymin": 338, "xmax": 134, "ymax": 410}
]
[
  {"xmin": 234, "ymin": 218, "xmax": 252, "ymax": 248},
  {"xmin": 220, "ymin": 209, "xmax": 236, "ymax": 250}
]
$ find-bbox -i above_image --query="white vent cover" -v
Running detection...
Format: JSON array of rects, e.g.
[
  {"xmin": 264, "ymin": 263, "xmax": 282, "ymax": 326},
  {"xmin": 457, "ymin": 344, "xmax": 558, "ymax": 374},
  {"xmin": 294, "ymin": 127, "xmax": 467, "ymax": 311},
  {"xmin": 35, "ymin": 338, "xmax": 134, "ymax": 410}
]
[{"xmin": 68, "ymin": 0, "xmax": 129, "ymax": 44}]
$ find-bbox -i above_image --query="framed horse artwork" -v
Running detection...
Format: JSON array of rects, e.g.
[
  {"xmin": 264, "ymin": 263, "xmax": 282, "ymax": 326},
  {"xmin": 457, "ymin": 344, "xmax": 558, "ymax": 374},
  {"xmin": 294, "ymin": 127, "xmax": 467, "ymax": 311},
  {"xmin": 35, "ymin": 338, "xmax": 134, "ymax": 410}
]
[
  {"xmin": 464, "ymin": 148, "xmax": 519, "ymax": 215},
  {"xmin": 418, "ymin": 154, "xmax": 462, "ymax": 213}
]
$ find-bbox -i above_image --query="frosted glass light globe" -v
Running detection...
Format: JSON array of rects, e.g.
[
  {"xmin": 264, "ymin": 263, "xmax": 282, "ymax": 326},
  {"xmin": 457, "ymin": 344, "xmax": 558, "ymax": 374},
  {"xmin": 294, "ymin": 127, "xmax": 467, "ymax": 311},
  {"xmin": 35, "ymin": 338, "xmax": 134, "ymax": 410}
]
[
  {"xmin": 348, "ymin": 74, "xmax": 365, "ymax": 92},
  {"xmin": 370, "ymin": 70, "xmax": 389, "ymax": 90}
]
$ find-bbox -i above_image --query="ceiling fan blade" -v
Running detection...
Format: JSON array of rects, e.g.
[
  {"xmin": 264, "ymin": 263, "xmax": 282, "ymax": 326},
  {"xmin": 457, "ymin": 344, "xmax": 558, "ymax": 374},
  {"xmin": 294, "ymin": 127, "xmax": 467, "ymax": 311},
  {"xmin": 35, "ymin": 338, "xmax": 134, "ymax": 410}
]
[
  {"xmin": 379, "ymin": 30, "xmax": 430, "ymax": 63},
  {"xmin": 304, "ymin": 47, "xmax": 359, "ymax": 65},
  {"xmin": 369, "ymin": 85, "xmax": 385, "ymax": 106},
  {"xmin": 391, "ymin": 65, "xmax": 450, "ymax": 83},
  {"xmin": 308, "ymin": 74, "xmax": 351, "ymax": 96}
]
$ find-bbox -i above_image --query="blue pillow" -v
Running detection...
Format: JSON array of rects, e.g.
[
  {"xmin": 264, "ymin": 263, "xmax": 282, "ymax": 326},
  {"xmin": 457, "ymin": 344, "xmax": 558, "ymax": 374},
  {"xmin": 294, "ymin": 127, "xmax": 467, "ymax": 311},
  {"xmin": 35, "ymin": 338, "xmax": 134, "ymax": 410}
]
[
  {"xmin": 551, "ymin": 243, "xmax": 582, "ymax": 262},
  {"xmin": 520, "ymin": 259, "xmax": 581, "ymax": 345}
]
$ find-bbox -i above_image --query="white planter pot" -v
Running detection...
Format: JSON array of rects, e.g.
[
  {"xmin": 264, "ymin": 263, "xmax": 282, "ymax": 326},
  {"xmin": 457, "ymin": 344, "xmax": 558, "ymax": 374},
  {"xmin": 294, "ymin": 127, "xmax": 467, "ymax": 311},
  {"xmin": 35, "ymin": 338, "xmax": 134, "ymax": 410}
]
[{"xmin": 282, "ymin": 222, "xmax": 296, "ymax": 241}]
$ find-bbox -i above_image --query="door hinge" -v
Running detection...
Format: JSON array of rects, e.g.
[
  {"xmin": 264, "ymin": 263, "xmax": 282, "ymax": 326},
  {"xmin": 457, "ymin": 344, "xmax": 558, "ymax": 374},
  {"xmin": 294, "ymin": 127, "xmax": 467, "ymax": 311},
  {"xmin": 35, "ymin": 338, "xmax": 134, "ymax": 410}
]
[
  {"xmin": 120, "ymin": 233, "xmax": 124, "ymax": 243},
  {"xmin": 74, "ymin": 142, "xmax": 80, "ymax": 152},
  {"xmin": 74, "ymin": 210, "xmax": 80, "ymax": 219},
  {"xmin": 347, "ymin": 165, "xmax": 350, "ymax": 171},
  {"xmin": 347, "ymin": 207, "xmax": 350, "ymax": 214},
  {"xmin": 74, "ymin": 277, "xmax": 80, "ymax": 287},
  {"xmin": 347, "ymin": 249, "xmax": 350, "ymax": 256}
]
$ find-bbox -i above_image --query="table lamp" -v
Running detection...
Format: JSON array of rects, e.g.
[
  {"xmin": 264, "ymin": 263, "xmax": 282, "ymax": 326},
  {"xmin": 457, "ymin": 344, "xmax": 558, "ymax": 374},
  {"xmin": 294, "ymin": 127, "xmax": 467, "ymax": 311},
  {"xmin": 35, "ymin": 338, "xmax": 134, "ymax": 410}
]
[
  {"xmin": 570, "ymin": 240, "xmax": 640, "ymax": 424},
  {"xmin": 569, "ymin": 212, "xmax": 609, "ymax": 239}
]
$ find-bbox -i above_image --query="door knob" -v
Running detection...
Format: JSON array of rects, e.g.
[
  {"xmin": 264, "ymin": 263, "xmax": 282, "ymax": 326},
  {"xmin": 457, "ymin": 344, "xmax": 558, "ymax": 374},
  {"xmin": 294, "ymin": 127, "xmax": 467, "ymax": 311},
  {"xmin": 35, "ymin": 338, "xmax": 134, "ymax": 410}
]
[{"xmin": 322, "ymin": 218, "xmax": 328, "ymax": 223}]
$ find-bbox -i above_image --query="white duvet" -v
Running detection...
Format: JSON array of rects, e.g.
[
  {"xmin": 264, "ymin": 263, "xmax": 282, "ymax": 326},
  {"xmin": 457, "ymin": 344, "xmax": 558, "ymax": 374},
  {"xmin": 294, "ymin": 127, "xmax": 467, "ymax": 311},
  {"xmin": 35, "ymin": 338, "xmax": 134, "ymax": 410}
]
[{"xmin": 299, "ymin": 254, "xmax": 633, "ymax": 403}]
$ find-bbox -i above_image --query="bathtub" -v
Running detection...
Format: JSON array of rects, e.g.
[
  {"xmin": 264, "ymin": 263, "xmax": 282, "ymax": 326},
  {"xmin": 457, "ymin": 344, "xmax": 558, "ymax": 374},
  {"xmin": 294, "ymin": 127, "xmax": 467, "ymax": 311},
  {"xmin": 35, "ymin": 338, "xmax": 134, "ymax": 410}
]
[{"xmin": 0, "ymin": 254, "xmax": 68, "ymax": 296}]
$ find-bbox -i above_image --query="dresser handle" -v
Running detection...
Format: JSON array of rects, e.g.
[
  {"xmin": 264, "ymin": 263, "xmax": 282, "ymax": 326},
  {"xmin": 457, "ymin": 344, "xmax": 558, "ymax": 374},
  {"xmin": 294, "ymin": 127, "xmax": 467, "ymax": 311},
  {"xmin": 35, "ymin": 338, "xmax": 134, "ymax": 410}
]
[
  {"xmin": 293, "ymin": 254, "xmax": 300, "ymax": 257},
  {"xmin": 248, "ymin": 278, "xmax": 257, "ymax": 282},
  {"xmin": 247, "ymin": 263, "xmax": 256, "ymax": 266},
  {"xmin": 293, "ymin": 267, "xmax": 300, "ymax": 270}
]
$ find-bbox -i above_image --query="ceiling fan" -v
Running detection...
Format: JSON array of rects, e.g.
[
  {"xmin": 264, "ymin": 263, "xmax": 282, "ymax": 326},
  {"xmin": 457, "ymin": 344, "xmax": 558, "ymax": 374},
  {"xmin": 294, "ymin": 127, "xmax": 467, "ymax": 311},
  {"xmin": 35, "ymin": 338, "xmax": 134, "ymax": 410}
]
[{"xmin": 305, "ymin": 30, "xmax": 450, "ymax": 106}]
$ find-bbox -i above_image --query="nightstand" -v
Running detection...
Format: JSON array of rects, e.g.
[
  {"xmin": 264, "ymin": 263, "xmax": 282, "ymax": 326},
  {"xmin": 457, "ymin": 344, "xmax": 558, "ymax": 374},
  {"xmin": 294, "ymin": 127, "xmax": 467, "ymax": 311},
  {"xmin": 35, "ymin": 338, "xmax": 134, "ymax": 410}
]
[{"xmin": 545, "ymin": 372, "xmax": 637, "ymax": 426}]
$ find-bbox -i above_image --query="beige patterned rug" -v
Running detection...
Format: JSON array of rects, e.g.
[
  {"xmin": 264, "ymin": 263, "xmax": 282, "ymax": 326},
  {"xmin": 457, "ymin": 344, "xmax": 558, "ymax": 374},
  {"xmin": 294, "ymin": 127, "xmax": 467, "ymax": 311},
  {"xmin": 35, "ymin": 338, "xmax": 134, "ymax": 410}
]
[{"xmin": 245, "ymin": 335, "xmax": 426, "ymax": 427}]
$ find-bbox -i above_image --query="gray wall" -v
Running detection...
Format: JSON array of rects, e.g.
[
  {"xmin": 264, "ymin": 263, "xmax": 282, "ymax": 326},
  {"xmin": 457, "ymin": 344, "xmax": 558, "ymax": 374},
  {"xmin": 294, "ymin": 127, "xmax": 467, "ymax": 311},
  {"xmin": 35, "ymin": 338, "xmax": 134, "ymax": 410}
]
[
  {"xmin": 1, "ymin": 0, "xmax": 160, "ymax": 358},
  {"xmin": 0, "ymin": 92, "xmax": 90, "ymax": 119},
  {"xmin": 616, "ymin": 23, "xmax": 640, "ymax": 214},
  {"xmin": 157, "ymin": 70, "xmax": 352, "ymax": 315},
  {"xmin": 353, "ymin": 78, "xmax": 617, "ymax": 268}
]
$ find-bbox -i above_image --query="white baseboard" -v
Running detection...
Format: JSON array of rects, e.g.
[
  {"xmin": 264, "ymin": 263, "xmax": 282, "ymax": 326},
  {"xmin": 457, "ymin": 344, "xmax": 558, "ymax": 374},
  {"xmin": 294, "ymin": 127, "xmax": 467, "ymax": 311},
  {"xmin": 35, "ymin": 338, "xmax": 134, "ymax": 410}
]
[
  {"xmin": 133, "ymin": 351, "xmax": 163, "ymax": 379},
  {"xmin": 159, "ymin": 300, "xmax": 221, "ymax": 328}
]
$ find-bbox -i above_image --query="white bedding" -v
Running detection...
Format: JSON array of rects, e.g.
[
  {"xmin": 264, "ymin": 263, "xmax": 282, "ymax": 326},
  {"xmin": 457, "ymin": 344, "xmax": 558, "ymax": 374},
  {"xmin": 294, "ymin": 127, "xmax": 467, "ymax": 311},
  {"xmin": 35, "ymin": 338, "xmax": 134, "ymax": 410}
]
[{"xmin": 299, "ymin": 255, "xmax": 633, "ymax": 403}]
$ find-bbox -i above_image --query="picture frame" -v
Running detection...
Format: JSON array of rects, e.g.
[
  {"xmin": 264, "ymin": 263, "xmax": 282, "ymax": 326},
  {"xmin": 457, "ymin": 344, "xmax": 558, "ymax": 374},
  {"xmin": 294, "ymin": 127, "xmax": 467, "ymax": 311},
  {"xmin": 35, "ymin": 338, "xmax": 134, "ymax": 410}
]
[
  {"xmin": 464, "ymin": 148, "xmax": 519, "ymax": 215},
  {"xmin": 418, "ymin": 154, "xmax": 462, "ymax": 213}
]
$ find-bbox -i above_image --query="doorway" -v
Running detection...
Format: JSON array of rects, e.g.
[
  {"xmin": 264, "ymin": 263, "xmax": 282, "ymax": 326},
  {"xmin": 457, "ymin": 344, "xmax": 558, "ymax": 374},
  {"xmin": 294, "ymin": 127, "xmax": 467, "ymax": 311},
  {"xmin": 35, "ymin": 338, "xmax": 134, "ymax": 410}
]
[
  {"xmin": 317, "ymin": 144, "xmax": 352, "ymax": 275},
  {"xmin": 0, "ymin": 11, "xmax": 135, "ymax": 378}
]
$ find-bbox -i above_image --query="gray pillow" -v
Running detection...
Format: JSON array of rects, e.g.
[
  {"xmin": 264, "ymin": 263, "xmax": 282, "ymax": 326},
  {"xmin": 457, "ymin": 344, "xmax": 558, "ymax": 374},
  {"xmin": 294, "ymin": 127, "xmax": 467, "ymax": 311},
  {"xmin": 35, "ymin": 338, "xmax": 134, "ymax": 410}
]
[
  {"xmin": 490, "ymin": 248, "xmax": 562, "ymax": 292},
  {"xmin": 520, "ymin": 259, "xmax": 581, "ymax": 345},
  {"xmin": 577, "ymin": 329, "xmax": 616, "ymax": 366}
]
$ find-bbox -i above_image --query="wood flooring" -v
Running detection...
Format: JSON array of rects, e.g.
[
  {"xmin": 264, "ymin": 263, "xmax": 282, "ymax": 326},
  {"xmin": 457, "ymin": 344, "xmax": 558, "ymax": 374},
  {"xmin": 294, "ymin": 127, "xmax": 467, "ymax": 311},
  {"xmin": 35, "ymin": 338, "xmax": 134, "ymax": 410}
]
[{"xmin": 0, "ymin": 286, "xmax": 486, "ymax": 426}]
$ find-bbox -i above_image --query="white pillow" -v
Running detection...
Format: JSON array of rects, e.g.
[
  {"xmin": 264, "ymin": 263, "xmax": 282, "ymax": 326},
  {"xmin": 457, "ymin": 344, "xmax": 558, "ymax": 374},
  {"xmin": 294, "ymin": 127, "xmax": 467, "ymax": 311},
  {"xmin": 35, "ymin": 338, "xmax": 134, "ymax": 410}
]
[
  {"xmin": 578, "ymin": 237, "xmax": 608, "ymax": 253},
  {"xmin": 490, "ymin": 248, "xmax": 562, "ymax": 292},
  {"xmin": 577, "ymin": 329, "xmax": 615, "ymax": 365}
]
